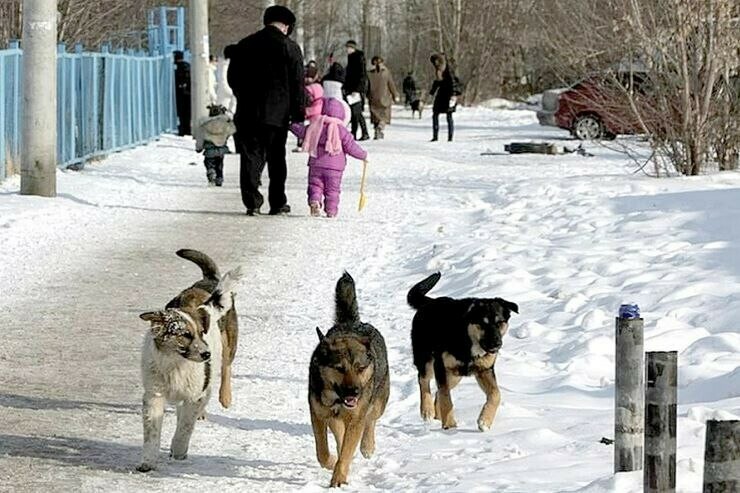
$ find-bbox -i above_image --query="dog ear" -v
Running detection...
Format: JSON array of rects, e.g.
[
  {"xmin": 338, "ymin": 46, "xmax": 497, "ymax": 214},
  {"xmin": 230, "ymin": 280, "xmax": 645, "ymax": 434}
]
[
  {"xmin": 139, "ymin": 311, "xmax": 165, "ymax": 323},
  {"xmin": 496, "ymin": 298, "xmax": 519, "ymax": 314},
  {"xmin": 197, "ymin": 306, "xmax": 211, "ymax": 334},
  {"xmin": 315, "ymin": 327, "xmax": 325, "ymax": 341}
]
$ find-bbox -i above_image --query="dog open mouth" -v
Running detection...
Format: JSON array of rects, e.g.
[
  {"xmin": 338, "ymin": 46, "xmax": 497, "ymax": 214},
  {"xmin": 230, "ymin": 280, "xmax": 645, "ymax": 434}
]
[{"xmin": 343, "ymin": 396, "xmax": 359, "ymax": 408}]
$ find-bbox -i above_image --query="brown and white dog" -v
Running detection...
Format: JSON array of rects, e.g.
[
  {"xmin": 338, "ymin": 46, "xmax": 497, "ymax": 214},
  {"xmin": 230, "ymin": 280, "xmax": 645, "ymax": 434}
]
[
  {"xmin": 137, "ymin": 249, "xmax": 241, "ymax": 472},
  {"xmin": 407, "ymin": 272, "xmax": 518, "ymax": 431}
]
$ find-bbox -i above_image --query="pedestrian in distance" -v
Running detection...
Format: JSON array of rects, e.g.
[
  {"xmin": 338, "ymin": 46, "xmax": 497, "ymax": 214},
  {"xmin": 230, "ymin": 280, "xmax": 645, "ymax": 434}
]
[
  {"xmin": 227, "ymin": 5, "xmax": 305, "ymax": 216},
  {"xmin": 429, "ymin": 53, "xmax": 462, "ymax": 142},
  {"xmin": 343, "ymin": 40, "xmax": 370, "ymax": 141},
  {"xmin": 196, "ymin": 104, "xmax": 236, "ymax": 187},
  {"xmin": 293, "ymin": 63, "xmax": 324, "ymax": 152},
  {"xmin": 403, "ymin": 71, "xmax": 417, "ymax": 108},
  {"xmin": 367, "ymin": 56, "xmax": 399, "ymax": 140},
  {"xmin": 290, "ymin": 98, "xmax": 368, "ymax": 218},
  {"xmin": 173, "ymin": 50, "xmax": 191, "ymax": 137}
]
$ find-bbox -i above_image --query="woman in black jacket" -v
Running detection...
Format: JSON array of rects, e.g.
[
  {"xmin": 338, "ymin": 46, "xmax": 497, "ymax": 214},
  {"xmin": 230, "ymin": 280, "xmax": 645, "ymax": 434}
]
[{"xmin": 429, "ymin": 53, "xmax": 459, "ymax": 142}]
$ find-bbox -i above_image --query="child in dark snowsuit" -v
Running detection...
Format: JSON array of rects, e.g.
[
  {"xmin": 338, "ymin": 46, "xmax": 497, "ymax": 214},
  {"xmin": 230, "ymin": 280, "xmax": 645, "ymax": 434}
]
[
  {"xmin": 196, "ymin": 104, "xmax": 236, "ymax": 186},
  {"xmin": 290, "ymin": 98, "xmax": 367, "ymax": 217}
]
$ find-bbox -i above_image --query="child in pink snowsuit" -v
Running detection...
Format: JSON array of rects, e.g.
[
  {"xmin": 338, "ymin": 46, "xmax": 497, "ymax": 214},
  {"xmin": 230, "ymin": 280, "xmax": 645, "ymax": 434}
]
[{"xmin": 290, "ymin": 98, "xmax": 367, "ymax": 218}]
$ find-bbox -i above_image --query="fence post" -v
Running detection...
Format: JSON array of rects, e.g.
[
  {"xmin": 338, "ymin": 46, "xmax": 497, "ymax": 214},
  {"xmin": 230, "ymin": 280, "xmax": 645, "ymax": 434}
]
[
  {"xmin": 644, "ymin": 351, "xmax": 677, "ymax": 492},
  {"xmin": 703, "ymin": 420, "xmax": 739, "ymax": 492},
  {"xmin": 615, "ymin": 315, "xmax": 644, "ymax": 472},
  {"xmin": 21, "ymin": 0, "xmax": 57, "ymax": 197}
]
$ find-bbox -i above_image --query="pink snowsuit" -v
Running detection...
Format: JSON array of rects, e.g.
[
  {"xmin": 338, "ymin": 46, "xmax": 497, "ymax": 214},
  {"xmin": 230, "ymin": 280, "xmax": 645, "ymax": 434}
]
[{"xmin": 290, "ymin": 98, "xmax": 367, "ymax": 217}]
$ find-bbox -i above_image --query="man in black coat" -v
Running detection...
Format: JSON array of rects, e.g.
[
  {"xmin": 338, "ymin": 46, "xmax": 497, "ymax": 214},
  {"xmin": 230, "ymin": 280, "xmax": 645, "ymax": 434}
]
[
  {"xmin": 173, "ymin": 50, "xmax": 191, "ymax": 136},
  {"xmin": 227, "ymin": 5, "xmax": 305, "ymax": 215},
  {"xmin": 343, "ymin": 40, "xmax": 370, "ymax": 141}
]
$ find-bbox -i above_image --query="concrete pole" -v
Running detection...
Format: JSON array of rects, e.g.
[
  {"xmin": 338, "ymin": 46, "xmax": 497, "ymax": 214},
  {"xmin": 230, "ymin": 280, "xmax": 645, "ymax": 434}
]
[
  {"xmin": 644, "ymin": 351, "xmax": 677, "ymax": 493},
  {"xmin": 189, "ymin": 0, "xmax": 209, "ymax": 141},
  {"xmin": 614, "ymin": 316, "xmax": 644, "ymax": 472},
  {"xmin": 20, "ymin": 0, "xmax": 57, "ymax": 197},
  {"xmin": 703, "ymin": 420, "xmax": 739, "ymax": 492}
]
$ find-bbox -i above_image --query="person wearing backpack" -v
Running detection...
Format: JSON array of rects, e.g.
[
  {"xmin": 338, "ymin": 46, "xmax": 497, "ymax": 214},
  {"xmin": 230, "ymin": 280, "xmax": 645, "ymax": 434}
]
[{"xmin": 429, "ymin": 53, "xmax": 462, "ymax": 142}]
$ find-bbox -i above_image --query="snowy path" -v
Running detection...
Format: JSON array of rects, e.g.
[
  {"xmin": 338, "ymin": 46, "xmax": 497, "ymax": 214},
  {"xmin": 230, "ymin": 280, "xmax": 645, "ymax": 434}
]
[{"xmin": 1, "ymin": 107, "xmax": 739, "ymax": 492}]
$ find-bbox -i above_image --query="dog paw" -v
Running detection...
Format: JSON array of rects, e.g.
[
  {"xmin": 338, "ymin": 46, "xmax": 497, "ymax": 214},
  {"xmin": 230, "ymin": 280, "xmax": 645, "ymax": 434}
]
[
  {"xmin": 360, "ymin": 443, "xmax": 375, "ymax": 459},
  {"xmin": 329, "ymin": 470, "xmax": 348, "ymax": 487},
  {"xmin": 171, "ymin": 452, "xmax": 188, "ymax": 460},
  {"xmin": 421, "ymin": 409, "xmax": 435, "ymax": 422},
  {"xmin": 197, "ymin": 411, "xmax": 207, "ymax": 421},
  {"xmin": 320, "ymin": 454, "xmax": 337, "ymax": 470},
  {"xmin": 442, "ymin": 418, "xmax": 458, "ymax": 430},
  {"xmin": 477, "ymin": 418, "xmax": 492, "ymax": 432},
  {"xmin": 219, "ymin": 394, "xmax": 232, "ymax": 408},
  {"xmin": 136, "ymin": 463, "xmax": 154, "ymax": 473}
]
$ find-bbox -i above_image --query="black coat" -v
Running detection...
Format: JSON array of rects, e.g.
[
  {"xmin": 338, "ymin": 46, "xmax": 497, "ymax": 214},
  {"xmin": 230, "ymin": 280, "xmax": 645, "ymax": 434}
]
[
  {"xmin": 344, "ymin": 50, "xmax": 368, "ymax": 95},
  {"xmin": 430, "ymin": 68, "xmax": 457, "ymax": 114},
  {"xmin": 174, "ymin": 60, "xmax": 191, "ymax": 98},
  {"xmin": 227, "ymin": 26, "xmax": 305, "ymax": 129},
  {"xmin": 402, "ymin": 75, "xmax": 417, "ymax": 96}
]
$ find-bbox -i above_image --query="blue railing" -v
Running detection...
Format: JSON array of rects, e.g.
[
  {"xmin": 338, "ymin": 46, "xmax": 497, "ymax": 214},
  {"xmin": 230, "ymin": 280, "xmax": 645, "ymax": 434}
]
[{"xmin": 1, "ymin": 41, "xmax": 177, "ymax": 180}]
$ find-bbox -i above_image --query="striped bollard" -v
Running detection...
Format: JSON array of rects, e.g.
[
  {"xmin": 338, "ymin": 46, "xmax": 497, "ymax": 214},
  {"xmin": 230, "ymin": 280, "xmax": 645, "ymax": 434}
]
[
  {"xmin": 644, "ymin": 351, "xmax": 677, "ymax": 492},
  {"xmin": 703, "ymin": 420, "xmax": 739, "ymax": 492}
]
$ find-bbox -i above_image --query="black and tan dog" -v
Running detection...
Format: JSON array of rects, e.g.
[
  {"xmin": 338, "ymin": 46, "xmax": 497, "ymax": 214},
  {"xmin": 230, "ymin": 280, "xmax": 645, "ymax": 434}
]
[
  {"xmin": 309, "ymin": 273, "xmax": 390, "ymax": 487},
  {"xmin": 407, "ymin": 272, "xmax": 518, "ymax": 432}
]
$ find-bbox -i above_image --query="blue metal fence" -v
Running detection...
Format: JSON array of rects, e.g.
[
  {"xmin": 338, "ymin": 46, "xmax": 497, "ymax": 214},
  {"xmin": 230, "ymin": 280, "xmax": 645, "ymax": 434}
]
[{"xmin": 0, "ymin": 41, "xmax": 177, "ymax": 180}]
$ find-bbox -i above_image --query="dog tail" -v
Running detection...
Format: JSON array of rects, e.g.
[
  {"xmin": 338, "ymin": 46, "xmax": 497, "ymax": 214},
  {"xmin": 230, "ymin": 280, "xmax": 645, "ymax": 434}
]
[
  {"xmin": 203, "ymin": 266, "xmax": 244, "ymax": 316},
  {"xmin": 176, "ymin": 249, "xmax": 221, "ymax": 282},
  {"xmin": 407, "ymin": 272, "xmax": 441, "ymax": 310},
  {"xmin": 335, "ymin": 272, "xmax": 360, "ymax": 326}
]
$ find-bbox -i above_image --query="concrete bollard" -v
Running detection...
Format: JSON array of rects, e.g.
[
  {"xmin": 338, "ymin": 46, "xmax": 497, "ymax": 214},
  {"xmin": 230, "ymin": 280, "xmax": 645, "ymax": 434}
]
[
  {"xmin": 615, "ymin": 315, "xmax": 644, "ymax": 472},
  {"xmin": 703, "ymin": 420, "xmax": 740, "ymax": 493},
  {"xmin": 644, "ymin": 351, "xmax": 677, "ymax": 492}
]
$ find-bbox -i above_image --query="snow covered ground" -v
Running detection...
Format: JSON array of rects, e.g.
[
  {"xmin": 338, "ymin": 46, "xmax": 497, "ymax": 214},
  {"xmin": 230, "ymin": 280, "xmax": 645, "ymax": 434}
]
[{"xmin": 1, "ymin": 105, "xmax": 739, "ymax": 492}]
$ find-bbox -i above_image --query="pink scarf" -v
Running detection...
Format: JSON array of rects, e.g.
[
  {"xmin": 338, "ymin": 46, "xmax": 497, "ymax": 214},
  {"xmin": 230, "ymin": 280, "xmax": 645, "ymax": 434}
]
[{"xmin": 302, "ymin": 115, "xmax": 344, "ymax": 158}]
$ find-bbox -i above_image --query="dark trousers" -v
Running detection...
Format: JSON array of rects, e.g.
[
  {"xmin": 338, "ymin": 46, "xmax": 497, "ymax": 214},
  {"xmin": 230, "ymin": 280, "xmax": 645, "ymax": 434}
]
[
  {"xmin": 238, "ymin": 124, "xmax": 288, "ymax": 211},
  {"xmin": 175, "ymin": 94, "xmax": 191, "ymax": 136},
  {"xmin": 204, "ymin": 155, "xmax": 224, "ymax": 183},
  {"xmin": 432, "ymin": 112, "xmax": 454, "ymax": 141},
  {"xmin": 350, "ymin": 98, "xmax": 369, "ymax": 139}
]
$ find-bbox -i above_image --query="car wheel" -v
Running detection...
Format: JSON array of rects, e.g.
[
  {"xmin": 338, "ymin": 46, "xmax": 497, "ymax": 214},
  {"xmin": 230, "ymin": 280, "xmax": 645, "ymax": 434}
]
[{"xmin": 573, "ymin": 115, "xmax": 603, "ymax": 140}]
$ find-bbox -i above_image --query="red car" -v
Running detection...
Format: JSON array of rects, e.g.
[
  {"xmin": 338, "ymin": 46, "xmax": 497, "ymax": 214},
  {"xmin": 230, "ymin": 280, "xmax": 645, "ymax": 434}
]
[{"xmin": 537, "ymin": 73, "xmax": 648, "ymax": 140}]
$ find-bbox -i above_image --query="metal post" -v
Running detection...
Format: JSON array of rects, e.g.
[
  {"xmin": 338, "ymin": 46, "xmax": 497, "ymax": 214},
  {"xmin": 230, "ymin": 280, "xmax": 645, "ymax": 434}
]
[
  {"xmin": 189, "ymin": 0, "xmax": 209, "ymax": 141},
  {"xmin": 21, "ymin": 0, "xmax": 57, "ymax": 196},
  {"xmin": 644, "ymin": 351, "xmax": 677, "ymax": 492},
  {"xmin": 703, "ymin": 420, "xmax": 739, "ymax": 492},
  {"xmin": 615, "ymin": 316, "xmax": 644, "ymax": 472}
]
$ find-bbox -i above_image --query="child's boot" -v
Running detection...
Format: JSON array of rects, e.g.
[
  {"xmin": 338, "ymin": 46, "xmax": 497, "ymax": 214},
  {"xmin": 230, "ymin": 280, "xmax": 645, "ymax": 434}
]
[{"xmin": 309, "ymin": 202, "xmax": 321, "ymax": 217}]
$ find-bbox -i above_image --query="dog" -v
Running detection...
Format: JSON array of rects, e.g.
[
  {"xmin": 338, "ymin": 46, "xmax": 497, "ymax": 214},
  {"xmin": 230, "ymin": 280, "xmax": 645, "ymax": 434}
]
[
  {"xmin": 407, "ymin": 272, "xmax": 518, "ymax": 432},
  {"xmin": 308, "ymin": 273, "xmax": 390, "ymax": 487},
  {"xmin": 137, "ymin": 249, "xmax": 242, "ymax": 472},
  {"xmin": 410, "ymin": 97, "xmax": 424, "ymax": 119}
]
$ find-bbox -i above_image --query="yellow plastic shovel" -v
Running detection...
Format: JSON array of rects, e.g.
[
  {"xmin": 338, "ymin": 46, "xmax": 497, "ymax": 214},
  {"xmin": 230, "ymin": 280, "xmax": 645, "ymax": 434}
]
[{"xmin": 358, "ymin": 160, "xmax": 369, "ymax": 212}]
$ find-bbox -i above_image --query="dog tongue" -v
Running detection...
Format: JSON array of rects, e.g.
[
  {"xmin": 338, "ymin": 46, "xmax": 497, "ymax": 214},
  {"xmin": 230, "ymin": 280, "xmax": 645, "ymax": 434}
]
[{"xmin": 344, "ymin": 396, "xmax": 358, "ymax": 407}]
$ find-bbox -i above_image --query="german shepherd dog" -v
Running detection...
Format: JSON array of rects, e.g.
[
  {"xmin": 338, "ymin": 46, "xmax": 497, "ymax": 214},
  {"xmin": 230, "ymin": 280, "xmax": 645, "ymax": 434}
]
[
  {"xmin": 407, "ymin": 272, "xmax": 518, "ymax": 432},
  {"xmin": 309, "ymin": 273, "xmax": 390, "ymax": 487},
  {"xmin": 137, "ymin": 249, "xmax": 241, "ymax": 472}
]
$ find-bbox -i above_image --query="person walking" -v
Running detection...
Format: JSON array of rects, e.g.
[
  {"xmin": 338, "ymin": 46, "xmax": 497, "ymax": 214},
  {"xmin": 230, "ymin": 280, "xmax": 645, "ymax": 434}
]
[
  {"xmin": 429, "ymin": 53, "xmax": 460, "ymax": 142},
  {"xmin": 173, "ymin": 50, "xmax": 191, "ymax": 136},
  {"xmin": 343, "ymin": 40, "xmax": 370, "ymax": 141},
  {"xmin": 367, "ymin": 56, "xmax": 399, "ymax": 140},
  {"xmin": 227, "ymin": 5, "xmax": 305, "ymax": 216},
  {"xmin": 402, "ymin": 71, "xmax": 417, "ymax": 108},
  {"xmin": 196, "ymin": 104, "xmax": 236, "ymax": 187}
]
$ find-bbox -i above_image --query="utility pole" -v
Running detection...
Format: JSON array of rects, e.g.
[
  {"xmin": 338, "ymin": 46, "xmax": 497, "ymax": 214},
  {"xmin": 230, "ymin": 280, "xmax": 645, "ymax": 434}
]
[
  {"xmin": 189, "ymin": 0, "xmax": 209, "ymax": 141},
  {"xmin": 21, "ymin": 0, "xmax": 57, "ymax": 197}
]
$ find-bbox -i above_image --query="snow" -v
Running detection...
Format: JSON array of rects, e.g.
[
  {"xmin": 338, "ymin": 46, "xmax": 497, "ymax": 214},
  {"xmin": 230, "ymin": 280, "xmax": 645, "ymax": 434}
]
[{"xmin": 1, "ymin": 105, "xmax": 739, "ymax": 492}]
